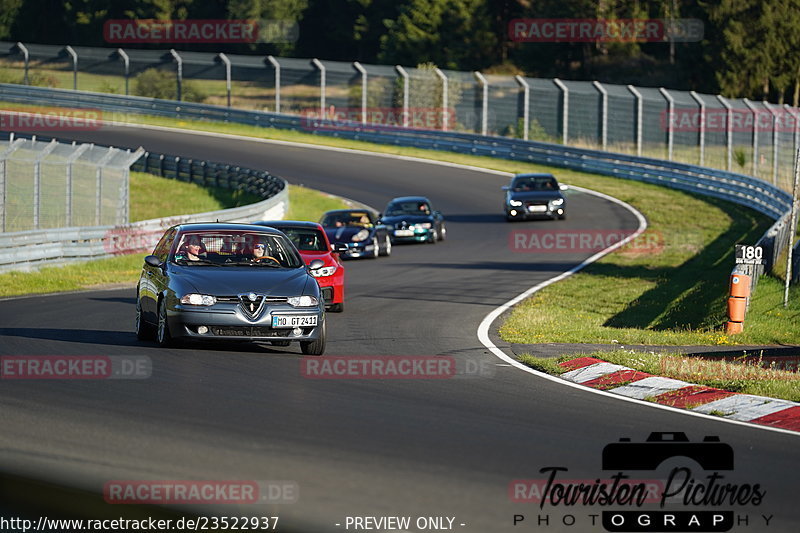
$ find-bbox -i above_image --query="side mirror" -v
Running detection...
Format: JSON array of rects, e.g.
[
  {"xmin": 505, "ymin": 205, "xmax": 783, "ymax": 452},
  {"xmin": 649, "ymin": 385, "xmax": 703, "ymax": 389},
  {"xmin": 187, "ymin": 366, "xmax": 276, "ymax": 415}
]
[
  {"xmin": 308, "ymin": 259, "xmax": 325, "ymax": 270},
  {"xmin": 144, "ymin": 255, "xmax": 162, "ymax": 268},
  {"xmin": 559, "ymin": 184, "xmax": 569, "ymax": 191}
]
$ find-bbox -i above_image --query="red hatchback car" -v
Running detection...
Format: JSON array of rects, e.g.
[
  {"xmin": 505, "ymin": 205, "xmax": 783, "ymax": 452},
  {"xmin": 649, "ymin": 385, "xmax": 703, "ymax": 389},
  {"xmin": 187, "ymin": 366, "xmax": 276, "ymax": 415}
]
[{"xmin": 254, "ymin": 221, "xmax": 345, "ymax": 312}]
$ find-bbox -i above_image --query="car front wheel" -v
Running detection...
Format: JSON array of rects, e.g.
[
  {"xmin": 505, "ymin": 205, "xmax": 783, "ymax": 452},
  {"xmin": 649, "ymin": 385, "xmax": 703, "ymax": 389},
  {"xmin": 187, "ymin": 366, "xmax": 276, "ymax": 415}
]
[
  {"xmin": 135, "ymin": 297, "xmax": 154, "ymax": 341},
  {"xmin": 369, "ymin": 236, "xmax": 379, "ymax": 258},
  {"xmin": 379, "ymin": 234, "xmax": 392, "ymax": 256},
  {"xmin": 301, "ymin": 321, "xmax": 326, "ymax": 355},
  {"xmin": 157, "ymin": 299, "xmax": 174, "ymax": 347}
]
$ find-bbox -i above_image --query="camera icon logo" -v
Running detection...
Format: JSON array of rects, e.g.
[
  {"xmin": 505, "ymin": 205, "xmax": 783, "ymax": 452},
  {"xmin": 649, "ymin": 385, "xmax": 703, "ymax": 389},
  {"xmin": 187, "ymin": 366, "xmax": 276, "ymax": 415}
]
[{"xmin": 602, "ymin": 432, "xmax": 734, "ymax": 471}]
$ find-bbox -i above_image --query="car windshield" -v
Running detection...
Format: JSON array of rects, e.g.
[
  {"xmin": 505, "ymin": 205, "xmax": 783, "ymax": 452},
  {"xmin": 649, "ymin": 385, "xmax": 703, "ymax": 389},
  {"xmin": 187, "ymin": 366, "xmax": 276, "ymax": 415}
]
[
  {"xmin": 320, "ymin": 211, "xmax": 373, "ymax": 228},
  {"xmin": 278, "ymin": 228, "xmax": 328, "ymax": 252},
  {"xmin": 171, "ymin": 230, "xmax": 303, "ymax": 268},
  {"xmin": 512, "ymin": 176, "xmax": 558, "ymax": 191},
  {"xmin": 384, "ymin": 201, "xmax": 431, "ymax": 216}
]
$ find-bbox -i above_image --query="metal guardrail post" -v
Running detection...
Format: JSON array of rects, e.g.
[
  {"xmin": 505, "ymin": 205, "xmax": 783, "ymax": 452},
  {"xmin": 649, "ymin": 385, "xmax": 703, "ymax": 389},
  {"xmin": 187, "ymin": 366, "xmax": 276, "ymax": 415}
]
[
  {"xmin": 33, "ymin": 140, "xmax": 58, "ymax": 229},
  {"xmin": 65, "ymin": 143, "xmax": 90, "ymax": 227},
  {"xmin": 553, "ymin": 78, "xmax": 568, "ymax": 144},
  {"xmin": 514, "ymin": 75, "xmax": 530, "ymax": 141},
  {"xmin": 353, "ymin": 62, "xmax": 367, "ymax": 124},
  {"xmin": 593, "ymin": 81, "xmax": 608, "ymax": 151},
  {"xmin": 473, "ymin": 72, "xmax": 488, "ymax": 135},
  {"xmin": 628, "ymin": 85, "xmax": 643, "ymax": 156},
  {"xmin": 434, "ymin": 68, "xmax": 448, "ymax": 131},
  {"xmin": 15, "ymin": 42, "xmax": 29, "ymax": 85},
  {"xmin": 169, "ymin": 49, "xmax": 182, "ymax": 101},
  {"xmin": 266, "ymin": 55, "xmax": 280, "ymax": 113},
  {"xmin": 717, "ymin": 95, "xmax": 733, "ymax": 171},
  {"xmin": 659, "ymin": 88, "xmax": 674, "ymax": 161},
  {"xmin": 311, "ymin": 58, "xmax": 326, "ymax": 118},
  {"xmin": 395, "ymin": 66, "xmax": 410, "ymax": 128},
  {"xmin": 64, "ymin": 45, "xmax": 77, "ymax": 90},
  {"xmin": 743, "ymin": 99, "xmax": 759, "ymax": 177},
  {"xmin": 690, "ymin": 91, "xmax": 705, "ymax": 166},
  {"xmin": 116, "ymin": 48, "xmax": 130, "ymax": 95},
  {"xmin": 217, "ymin": 53, "xmax": 232, "ymax": 108},
  {"xmin": 764, "ymin": 101, "xmax": 780, "ymax": 186}
]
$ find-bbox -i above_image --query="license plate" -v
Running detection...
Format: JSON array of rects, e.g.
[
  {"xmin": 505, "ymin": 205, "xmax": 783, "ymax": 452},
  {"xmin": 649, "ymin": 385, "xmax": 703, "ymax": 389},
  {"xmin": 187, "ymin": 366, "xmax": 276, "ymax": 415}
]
[
  {"xmin": 394, "ymin": 229, "xmax": 414, "ymax": 237},
  {"xmin": 528, "ymin": 205, "xmax": 547, "ymax": 213},
  {"xmin": 272, "ymin": 315, "xmax": 318, "ymax": 328}
]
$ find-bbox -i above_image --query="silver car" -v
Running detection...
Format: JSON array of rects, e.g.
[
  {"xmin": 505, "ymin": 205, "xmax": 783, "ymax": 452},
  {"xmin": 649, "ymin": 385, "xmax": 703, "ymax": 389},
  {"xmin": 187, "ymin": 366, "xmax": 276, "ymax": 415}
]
[{"xmin": 135, "ymin": 223, "xmax": 327, "ymax": 355}]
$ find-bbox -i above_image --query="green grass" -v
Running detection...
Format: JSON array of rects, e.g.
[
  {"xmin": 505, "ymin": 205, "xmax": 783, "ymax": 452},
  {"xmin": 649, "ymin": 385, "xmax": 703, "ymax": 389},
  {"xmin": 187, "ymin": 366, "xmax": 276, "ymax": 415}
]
[
  {"xmin": 0, "ymin": 180, "xmax": 348, "ymax": 298},
  {"xmin": 130, "ymin": 172, "xmax": 261, "ymax": 222},
  {"xmin": 516, "ymin": 350, "xmax": 800, "ymax": 402}
]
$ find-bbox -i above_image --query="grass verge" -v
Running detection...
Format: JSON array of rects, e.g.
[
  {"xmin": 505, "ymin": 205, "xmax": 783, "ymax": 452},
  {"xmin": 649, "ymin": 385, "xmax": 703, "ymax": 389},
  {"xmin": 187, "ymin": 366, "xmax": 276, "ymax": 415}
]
[
  {"xmin": 0, "ymin": 180, "xmax": 348, "ymax": 298},
  {"xmin": 517, "ymin": 350, "xmax": 800, "ymax": 402}
]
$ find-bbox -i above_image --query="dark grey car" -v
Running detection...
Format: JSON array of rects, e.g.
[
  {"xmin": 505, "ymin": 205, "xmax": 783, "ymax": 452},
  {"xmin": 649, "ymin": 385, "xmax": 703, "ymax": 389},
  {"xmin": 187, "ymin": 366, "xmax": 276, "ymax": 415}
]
[
  {"xmin": 135, "ymin": 223, "xmax": 327, "ymax": 355},
  {"xmin": 503, "ymin": 173, "xmax": 567, "ymax": 221}
]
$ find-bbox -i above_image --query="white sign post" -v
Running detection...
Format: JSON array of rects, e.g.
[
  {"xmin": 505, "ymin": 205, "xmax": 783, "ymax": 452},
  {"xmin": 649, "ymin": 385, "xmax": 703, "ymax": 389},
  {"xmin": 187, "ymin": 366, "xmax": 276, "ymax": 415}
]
[{"xmin": 785, "ymin": 148, "xmax": 800, "ymax": 307}]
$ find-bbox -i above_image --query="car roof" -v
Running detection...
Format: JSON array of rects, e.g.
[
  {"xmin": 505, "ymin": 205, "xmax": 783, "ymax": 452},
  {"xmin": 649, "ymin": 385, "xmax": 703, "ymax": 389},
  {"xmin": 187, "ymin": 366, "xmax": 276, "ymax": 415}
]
[
  {"xmin": 321, "ymin": 209, "xmax": 375, "ymax": 215},
  {"xmin": 174, "ymin": 222, "xmax": 286, "ymax": 235},
  {"xmin": 253, "ymin": 220, "xmax": 324, "ymax": 230},
  {"xmin": 387, "ymin": 196, "xmax": 430, "ymax": 203},
  {"xmin": 514, "ymin": 173, "xmax": 556, "ymax": 179}
]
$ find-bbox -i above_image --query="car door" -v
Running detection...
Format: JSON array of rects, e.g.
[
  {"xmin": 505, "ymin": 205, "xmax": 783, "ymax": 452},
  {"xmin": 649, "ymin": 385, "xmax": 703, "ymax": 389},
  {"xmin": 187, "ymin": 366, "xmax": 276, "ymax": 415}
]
[{"xmin": 141, "ymin": 228, "xmax": 176, "ymax": 320}]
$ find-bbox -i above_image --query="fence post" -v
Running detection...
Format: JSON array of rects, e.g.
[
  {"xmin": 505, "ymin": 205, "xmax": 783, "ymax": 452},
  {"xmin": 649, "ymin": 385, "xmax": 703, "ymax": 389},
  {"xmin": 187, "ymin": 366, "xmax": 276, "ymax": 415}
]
[
  {"xmin": 627, "ymin": 85, "xmax": 643, "ymax": 156},
  {"xmin": 266, "ymin": 56, "xmax": 281, "ymax": 113},
  {"xmin": 434, "ymin": 68, "xmax": 448, "ymax": 131},
  {"xmin": 15, "ymin": 42, "xmax": 29, "ymax": 85},
  {"xmin": 764, "ymin": 101, "xmax": 780, "ymax": 186},
  {"xmin": 169, "ymin": 49, "xmax": 182, "ymax": 101},
  {"xmin": 353, "ymin": 61, "xmax": 367, "ymax": 124},
  {"xmin": 786, "ymin": 104, "xmax": 800, "ymax": 177},
  {"xmin": 64, "ymin": 45, "xmax": 77, "ymax": 90},
  {"xmin": 395, "ymin": 65, "xmax": 410, "ymax": 128},
  {"xmin": 473, "ymin": 71, "xmax": 488, "ymax": 136},
  {"xmin": 593, "ymin": 81, "xmax": 608, "ymax": 151},
  {"xmin": 717, "ymin": 95, "xmax": 733, "ymax": 171},
  {"xmin": 95, "ymin": 148, "xmax": 116, "ymax": 225},
  {"xmin": 116, "ymin": 48, "xmax": 129, "ymax": 95},
  {"xmin": 690, "ymin": 91, "xmax": 705, "ymax": 166},
  {"xmin": 743, "ymin": 99, "xmax": 759, "ymax": 177},
  {"xmin": 659, "ymin": 88, "xmax": 674, "ymax": 161},
  {"xmin": 786, "ymin": 148, "xmax": 800, "ymax": 307},
  {"xmin": 514, "ymin": 75, "xmax": 530, "ymax": 141},
  {"xmin": 553, "ymin": 78, "xmax": 568, "ymax": 144},
  {"xmin": 217, "ymin": 53, "xmax": 232, "ymax": 108},
  {"xmin": 311, "ymin": 58, "xmax": 326, "ymax": 118}
]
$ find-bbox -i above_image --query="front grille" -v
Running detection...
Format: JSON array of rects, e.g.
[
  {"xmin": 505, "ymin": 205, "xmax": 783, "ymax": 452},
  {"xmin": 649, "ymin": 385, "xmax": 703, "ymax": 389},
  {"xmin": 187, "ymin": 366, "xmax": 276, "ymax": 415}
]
[
  {"xmin": 216, "ymin": 296, "xmax": 288, "ymax": 303},
  {"xmin": 210, "ymin": 326, "xmax": 290, "ymax": 337}
]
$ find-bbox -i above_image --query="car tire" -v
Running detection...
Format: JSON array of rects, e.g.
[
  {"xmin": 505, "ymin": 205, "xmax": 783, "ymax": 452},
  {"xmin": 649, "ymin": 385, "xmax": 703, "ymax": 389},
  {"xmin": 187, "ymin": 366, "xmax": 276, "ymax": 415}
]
[
  {"xmin": 328, "ymin": 302, "xmax": 344, "ymax": 313},
  {"xmin": 379, "ymin": 234, "xmax": 392, "ymax": 257},
  {"xmin": 156, "ymin": 299, "xmax": 174, "ymax": 348},
  {"xmin": 369, "ymin": 236, "xmax": 379, "ymax": 258},
  {"xmin": 301, "ymin": 321, "xmax": 326, "ymax": 356},
  {"xmin": 438, "ymin": 223, "xmax": 446, "ymax": 241},
  {"xmin": 135, "ymin": 297, "xmax": 154, "ymax": 341}
]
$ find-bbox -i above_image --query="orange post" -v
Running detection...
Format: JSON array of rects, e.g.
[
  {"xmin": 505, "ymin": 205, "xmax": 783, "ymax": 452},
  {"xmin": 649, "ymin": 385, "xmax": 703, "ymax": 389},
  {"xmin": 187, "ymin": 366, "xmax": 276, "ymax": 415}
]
[{"xmin": 730, "ymin": 274, "xmax": 751, "ymax": 298}]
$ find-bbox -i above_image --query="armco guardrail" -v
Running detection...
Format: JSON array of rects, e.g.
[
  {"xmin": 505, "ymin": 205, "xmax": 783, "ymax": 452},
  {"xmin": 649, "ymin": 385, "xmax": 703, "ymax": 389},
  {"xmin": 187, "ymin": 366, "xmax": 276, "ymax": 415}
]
[
  {"xmin": 0, "ymin": 84, "xmax": 795, "ymax": 271},
  {"xmin": 0, "ymin": 132, "xmax": 287, "ymax": 272}
]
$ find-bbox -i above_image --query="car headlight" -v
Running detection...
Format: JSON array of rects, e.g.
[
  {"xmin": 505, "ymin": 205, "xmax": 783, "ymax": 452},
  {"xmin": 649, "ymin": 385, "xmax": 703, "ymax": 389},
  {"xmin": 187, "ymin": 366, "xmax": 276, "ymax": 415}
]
[
  {"xmin": 180, "ymin": 294, "xmax": 216, "ymax": 306},
  {"xmin": 288, "ymin": 295, "xmax": 319, "ymax": 307},
  {"xmin": 412, "ymin": 222, "xmax": 432, "ymax": 229},
  {"xmin": 550, "ymin": 198, "xmax": 564, "ymax": 206},
  {"xmin": 509, "ymin": 199, "xmax": 523, "ymax": 207},
  {"xmin": 351, "ymin": 229, "xmax": 369, "ymax": 242},
  {"xmin": 310, "ymin": 265, "xmax": 337, "ymax": 278}
]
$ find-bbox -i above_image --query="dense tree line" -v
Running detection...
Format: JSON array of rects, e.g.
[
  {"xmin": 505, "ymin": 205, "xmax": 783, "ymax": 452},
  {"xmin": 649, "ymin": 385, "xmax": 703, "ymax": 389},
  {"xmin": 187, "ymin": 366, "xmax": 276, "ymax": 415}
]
[{"xmin": 1, "ymin": 0, "xmax": 798, "ymax": 102}]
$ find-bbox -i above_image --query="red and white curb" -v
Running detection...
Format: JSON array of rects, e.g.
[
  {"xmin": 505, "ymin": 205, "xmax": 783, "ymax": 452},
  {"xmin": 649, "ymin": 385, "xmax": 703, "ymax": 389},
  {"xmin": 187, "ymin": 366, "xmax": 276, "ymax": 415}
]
[{"xmin": 559, "ymin": 357, "xmax": 800, "ymax": 432}]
